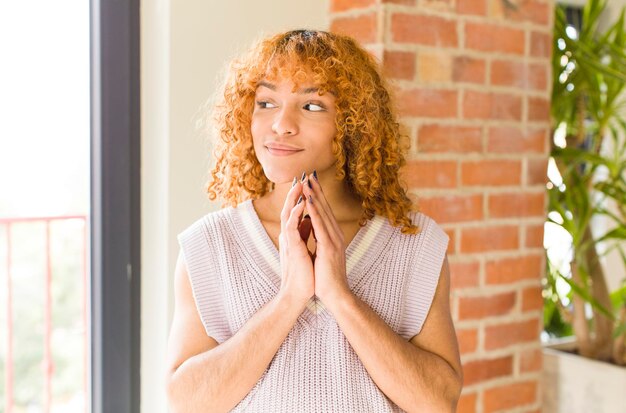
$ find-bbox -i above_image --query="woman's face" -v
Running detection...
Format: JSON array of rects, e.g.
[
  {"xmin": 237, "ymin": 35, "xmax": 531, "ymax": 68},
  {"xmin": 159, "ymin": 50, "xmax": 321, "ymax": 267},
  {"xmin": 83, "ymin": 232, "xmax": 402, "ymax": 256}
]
[{"xmin": 251, "ymin": 75, "xmax": 338, "ymax": 185}]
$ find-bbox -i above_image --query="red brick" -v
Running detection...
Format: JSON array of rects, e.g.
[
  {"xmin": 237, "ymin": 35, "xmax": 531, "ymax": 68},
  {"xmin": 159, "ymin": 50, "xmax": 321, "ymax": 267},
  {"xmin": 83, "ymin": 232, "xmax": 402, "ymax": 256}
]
[
  {"xmin": 330, "ymin": 0, "xmax": 375, "ymax": 12},
  {"xmin": 502, "ymin": 0, "xmax": 551, "ymax": 26},
  {"xmin": 383, "ymin": 50, "xmax": 415, "ymax": 80},
  {"xmin": 419, "ymin": 194, "xmax": 483, "ymax": 223},
  {"xmin": 462, "ymin": 90, "xmax": 491, "ymax": 119},
  {"xmin": 465, "ymin": 22, "xmax": 525, "ymax": 55},
  {"xmin": 491, "ymin": 61, "xmax": 547, "ymax": 91},
  {"xmin": 463, "ymin": 356, "xmax": 513, "ymax": 385},
  {"xmin": 485, "ymin": 254, "xmax": 543, "ymax": 284},
  {"xmin": 391, "ymin": 13, "xmax": 458, "ymax": 47},
  {"xmin": 520, "ymin": 347, "xmax": 543, "ymax": 373},
  {"xmin": 463, "ymin": 91, "xmax": 522, "ymax": 121},
  {"xmin": 449, "ymin": 260, "xmax": 480, "ymax": 290},
  {"xmin": 417, "ymin": 51, "xmax": 452, "ymax": 83},
  {"xmin": 487, "ymin": 127, "xmax": 547, "ymax": 154},
  {"xmin": 529, "ymin": 62, "xmax": 549, "ymax": 91},
  {"xmin": 383, "ymin": 0, "xmax": 416, "ymax": 4},
  {"xmin": 522, "ymin": 285, "xmax": 544, "ymax": 312},
  {"xmin": 528, "ymin": 96, "xmax": 550, "ymax": 122},
  {"xmin": 463, "ymin": 90, "xmax": 492, "ymax": 119},
  {"xmin": 453, "ymin": 56, "xmax": 486, "ymax": 84},
  {"xmin": 492, "ymin": 93, "xmax": 522, "ymax": 121},
  {"xmin": 484, "ymin": 380, "xmax": 538, "ymax": 412},
  {"xmin": 525, "ymin": 223, "xmax": 545, "ymax": 248},
  {"xmin": 460, "ymin": 225, "xmax": 519, "ymax": 253},
  {"xmin": 418, "ymin": 124, "xmax": 482, "ymax": 153},
  {"xmin": 461, "ymin": 160, "xmax": 522, "ymax": 186},
  {"xmin": 398, "ymin": 88, "xmax": 458, "ymax": 118},
  {"xmin": 330, "ymin": 13, "xmax": 378, "ymax": 44},
  {"xmin": 458, "ymin": 291, "xmax": 516, "ymax": 320},
  {"xmin": 488, "ymin": 191, "xmax": 545, "ymax": 218},
  {"xmin": 491, "ymin": 59, "xmax": 526, "ymax": 88},
  {"xmin": 403, "ymin": 160, "xmax": 457, "ymax": 188},
  {"xmin": 530, "ymin": 30, "xmax": 553, "ymax": 58},
  {"xmin": 527, "ymin": 157, "xmax": 549, "ymax": 185},
  {"xmin": 457, "ymin": 392, "xmax": 477, "ymax": 413},
  {"xmin": 456, "ymin": 327, "xmax": 479, "ymax": 355},
  {"xmin": 485, "ymin": 318, "xmax": 541, "ymax": 350},
  {"xmin": 457, "ymin": 0, "xmax": 487, "ymax": 16}
]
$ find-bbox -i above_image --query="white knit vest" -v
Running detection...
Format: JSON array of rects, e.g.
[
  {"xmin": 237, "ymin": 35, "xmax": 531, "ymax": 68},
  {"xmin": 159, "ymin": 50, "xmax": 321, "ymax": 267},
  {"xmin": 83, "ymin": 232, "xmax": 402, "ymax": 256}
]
[{"xmin": 178, "ymin": 199, "xmax": 449, "ymax": 412}]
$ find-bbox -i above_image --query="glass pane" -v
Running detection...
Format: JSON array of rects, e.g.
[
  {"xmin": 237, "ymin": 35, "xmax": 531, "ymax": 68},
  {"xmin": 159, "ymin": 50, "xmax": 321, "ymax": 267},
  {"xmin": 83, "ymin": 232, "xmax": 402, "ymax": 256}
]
[{"xmin": 0, "ymin": 1, "xmax": 90, "ymax": 412}]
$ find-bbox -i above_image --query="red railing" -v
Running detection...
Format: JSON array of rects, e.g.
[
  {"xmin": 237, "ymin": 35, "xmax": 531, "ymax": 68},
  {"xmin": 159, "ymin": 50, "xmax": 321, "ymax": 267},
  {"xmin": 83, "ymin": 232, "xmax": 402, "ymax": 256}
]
[{"xmin": 1, "ymin": 215, "xmax": 88, "ymax": 413}]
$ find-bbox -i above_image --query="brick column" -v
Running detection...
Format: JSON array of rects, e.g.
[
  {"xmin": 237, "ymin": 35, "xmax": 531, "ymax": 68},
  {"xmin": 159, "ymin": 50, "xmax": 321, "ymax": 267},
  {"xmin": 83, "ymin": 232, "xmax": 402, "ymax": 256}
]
[{"xmin": 330, "ymin": 1, "xmax": 553, "ymax": 412}]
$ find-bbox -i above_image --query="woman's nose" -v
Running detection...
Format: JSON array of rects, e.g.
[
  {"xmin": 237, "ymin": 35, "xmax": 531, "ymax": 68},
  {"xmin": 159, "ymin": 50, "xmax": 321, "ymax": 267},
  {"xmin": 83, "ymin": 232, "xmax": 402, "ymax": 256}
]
[{"xmin": 271, "ymin": 107, "xmax": 299, "ymax": 136}]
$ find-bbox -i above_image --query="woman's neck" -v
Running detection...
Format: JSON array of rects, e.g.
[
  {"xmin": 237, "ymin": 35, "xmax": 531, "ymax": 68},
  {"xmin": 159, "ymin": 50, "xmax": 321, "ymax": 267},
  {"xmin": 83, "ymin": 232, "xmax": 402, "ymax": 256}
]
[{"xmin": 256, "ymin": 173, "xmax": 363, "ymax": 223}]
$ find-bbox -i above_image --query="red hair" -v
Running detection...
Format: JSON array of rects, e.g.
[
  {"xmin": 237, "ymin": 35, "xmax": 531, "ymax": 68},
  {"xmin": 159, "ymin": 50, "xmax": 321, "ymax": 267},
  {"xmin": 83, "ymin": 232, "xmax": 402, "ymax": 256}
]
[{"xmin": 206, "ymin": 30, "xmax": 419, "ymax": 234}]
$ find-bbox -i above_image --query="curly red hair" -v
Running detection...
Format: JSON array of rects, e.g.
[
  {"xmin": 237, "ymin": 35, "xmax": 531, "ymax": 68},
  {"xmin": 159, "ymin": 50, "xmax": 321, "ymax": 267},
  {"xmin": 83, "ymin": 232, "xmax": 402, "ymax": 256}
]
[{"xmin": 207, "ymin": 29, "xmax": 419, "ymax": 234}]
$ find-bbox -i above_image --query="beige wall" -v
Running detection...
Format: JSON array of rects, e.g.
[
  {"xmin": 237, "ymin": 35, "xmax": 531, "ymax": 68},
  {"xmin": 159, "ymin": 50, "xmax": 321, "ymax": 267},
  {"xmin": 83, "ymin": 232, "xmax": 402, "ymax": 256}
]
[{"xmin": 141, "ymin": 1, "xmax": 328, "ymax": 412}]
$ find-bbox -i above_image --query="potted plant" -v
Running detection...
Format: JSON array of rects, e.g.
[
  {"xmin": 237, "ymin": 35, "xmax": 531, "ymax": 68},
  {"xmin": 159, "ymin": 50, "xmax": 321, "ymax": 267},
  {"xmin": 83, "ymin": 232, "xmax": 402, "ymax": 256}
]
[{"xmin": 543, "ymin": 0, "xmax": 626, "ymax": 411}]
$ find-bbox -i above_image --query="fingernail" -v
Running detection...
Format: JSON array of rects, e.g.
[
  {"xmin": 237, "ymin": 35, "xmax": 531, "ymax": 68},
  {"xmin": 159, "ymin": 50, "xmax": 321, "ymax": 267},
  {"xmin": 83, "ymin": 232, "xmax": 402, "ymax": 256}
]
[
  {"xmin": 313, "ymin": 170, "xmax": 318, "ymax": 181},
  {"xmin": 308, "ymin": 195, "xmax": 313, "ymax": 204},
  {"xmin": 301, "ymin": 171, "xmax": 306, "ymax": 183},
  {"xmin": 291, "ymin": 177, "xmax": 297, "ymax": 187},
  {"xmin": 297, "ymin": 195, "xmax": 303, "ymax": 205},
  {"xmin": 307, "ymin": 177, "xmax": 313, "ymax": 189}
]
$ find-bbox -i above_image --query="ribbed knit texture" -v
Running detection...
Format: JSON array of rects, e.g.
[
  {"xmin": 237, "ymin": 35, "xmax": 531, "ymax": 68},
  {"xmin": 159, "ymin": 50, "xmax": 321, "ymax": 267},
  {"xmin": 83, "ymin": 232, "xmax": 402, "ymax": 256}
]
[{"xmin": 177, "ymin": 199, "xmax": 449, "ymax": 412}]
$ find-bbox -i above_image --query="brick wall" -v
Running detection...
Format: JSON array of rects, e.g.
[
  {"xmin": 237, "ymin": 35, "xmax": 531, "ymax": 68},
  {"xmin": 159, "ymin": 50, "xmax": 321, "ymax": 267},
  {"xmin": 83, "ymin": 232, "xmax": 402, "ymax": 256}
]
[{"xmin": 330, "ymin": 1, "xmax": 553, "ymax": 412}]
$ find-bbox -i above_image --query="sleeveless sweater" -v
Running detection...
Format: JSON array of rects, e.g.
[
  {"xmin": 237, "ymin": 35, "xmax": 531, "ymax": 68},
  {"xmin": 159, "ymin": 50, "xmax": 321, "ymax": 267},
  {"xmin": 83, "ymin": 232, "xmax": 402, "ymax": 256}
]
[{"xmin": 177, "ymin": 199, "xmax": 449, "ymax": 412}]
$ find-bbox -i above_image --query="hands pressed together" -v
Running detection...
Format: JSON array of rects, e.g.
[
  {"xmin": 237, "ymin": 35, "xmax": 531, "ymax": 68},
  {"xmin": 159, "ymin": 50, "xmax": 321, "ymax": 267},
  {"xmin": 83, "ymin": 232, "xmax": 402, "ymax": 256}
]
[{"xmin": 278, "ymin": 171, "xmax": 353, "ymax": 309}]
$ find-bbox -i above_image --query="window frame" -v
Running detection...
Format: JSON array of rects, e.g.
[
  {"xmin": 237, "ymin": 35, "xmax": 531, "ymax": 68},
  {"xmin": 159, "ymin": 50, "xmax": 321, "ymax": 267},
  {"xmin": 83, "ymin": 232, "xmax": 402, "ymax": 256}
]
[{"xmin": 90, "ymin": 0, "xmax": 141, "ymax": 412}]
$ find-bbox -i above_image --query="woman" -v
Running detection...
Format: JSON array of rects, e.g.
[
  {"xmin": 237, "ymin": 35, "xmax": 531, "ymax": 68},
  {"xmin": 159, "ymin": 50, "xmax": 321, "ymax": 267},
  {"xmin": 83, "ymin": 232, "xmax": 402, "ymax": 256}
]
[{"xmin": 166, "ymin": 29, "xmax": 462, "ymax": 412}]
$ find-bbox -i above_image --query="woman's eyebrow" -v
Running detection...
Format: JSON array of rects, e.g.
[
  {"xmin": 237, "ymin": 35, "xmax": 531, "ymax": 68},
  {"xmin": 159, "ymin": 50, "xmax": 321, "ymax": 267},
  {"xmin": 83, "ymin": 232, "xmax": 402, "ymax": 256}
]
[{"xmin": 256, "ymin": 80, "xmax": 320, "ymax": 95}]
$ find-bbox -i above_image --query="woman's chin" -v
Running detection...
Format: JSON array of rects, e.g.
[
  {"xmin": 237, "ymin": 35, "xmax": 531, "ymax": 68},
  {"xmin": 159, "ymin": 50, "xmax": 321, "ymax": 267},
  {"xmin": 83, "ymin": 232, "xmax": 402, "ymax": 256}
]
[
  {"xmin": 268, "ymin": 176, "xmax": 296, "ymax": 186},
  {"xmin": 263, "ymin": 169, "xmax": 302, "ymax": 186}
]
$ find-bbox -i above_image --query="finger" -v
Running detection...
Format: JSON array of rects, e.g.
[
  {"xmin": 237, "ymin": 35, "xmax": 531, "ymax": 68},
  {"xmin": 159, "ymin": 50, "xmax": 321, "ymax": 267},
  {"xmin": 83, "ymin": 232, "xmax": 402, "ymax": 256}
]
[
  {"xmin": 280, "ymin": 177, "xmax": 303, "ymax": 233},
  {"xmin": 303, "ymin": 193, "xmax": 334, "ymax": 247},
  {"xmin": 285, "ymin": 196, "xmax": 307, "ymax": 245},
  {"xmin": 307, "ymin": 174, "xmax": 342, "ymax": 237},
  {"xmin": 303, "ymin": 177, "xmax": 343, "ymax": 245}
]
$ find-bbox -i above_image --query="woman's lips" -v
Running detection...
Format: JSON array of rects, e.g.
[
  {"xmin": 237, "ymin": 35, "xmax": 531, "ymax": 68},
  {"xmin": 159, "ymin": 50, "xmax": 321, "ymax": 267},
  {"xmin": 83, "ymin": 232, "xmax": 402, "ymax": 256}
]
[{"xmin": 266, "ymin": 147, "xmax": 303, "ymax": 156}]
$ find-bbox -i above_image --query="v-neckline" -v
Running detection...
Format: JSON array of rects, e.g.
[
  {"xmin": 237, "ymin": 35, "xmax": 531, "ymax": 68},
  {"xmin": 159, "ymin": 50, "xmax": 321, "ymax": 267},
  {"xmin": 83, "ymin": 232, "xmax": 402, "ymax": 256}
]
[
  {"xmin": 245, "ymin": 198, "xmax": 377, "ymax": 264},
  {"xmin": 236, "ymin": 199, "xmax": 389, "ymax": 324},
  {"xmin": 251, "ymin": 198, "xmax": 369, "ymax": 253}
]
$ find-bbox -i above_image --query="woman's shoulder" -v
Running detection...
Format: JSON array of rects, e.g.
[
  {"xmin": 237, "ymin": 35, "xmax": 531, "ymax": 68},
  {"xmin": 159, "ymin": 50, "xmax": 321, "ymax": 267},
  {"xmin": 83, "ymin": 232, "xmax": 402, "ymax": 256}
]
[
  {"xmin": 178, "ymin": 201, "xmax": 247, "ymax": 239},
  {"xmin": 403, "ymin": 210, "xmax": 446, "ymax": 237},
  {"xmin": 381, "ymin": 210, "xmax": 449, "ymax": 250}
]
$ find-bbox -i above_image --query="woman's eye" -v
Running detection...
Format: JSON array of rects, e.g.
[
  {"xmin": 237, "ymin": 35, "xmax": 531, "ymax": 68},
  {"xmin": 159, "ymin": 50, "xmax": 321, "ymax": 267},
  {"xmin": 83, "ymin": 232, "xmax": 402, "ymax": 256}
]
[
  {"xmin": 256, "ymin": 101, "xmax": 276, "ymax": 109},
  {"xmin": 304, "ymin": 103, "xmax": 325, "ymax": 112}
]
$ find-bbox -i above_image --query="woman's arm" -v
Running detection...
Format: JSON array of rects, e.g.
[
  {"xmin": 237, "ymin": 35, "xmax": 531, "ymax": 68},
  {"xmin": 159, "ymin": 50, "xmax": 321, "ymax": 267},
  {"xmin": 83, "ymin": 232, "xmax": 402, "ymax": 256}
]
[
  {"xmin": 301, "ymin": 173, "xmax": 461, "ymax": 411},
  {"xmin": 165, "ymin": 252, "xmax": 307, "ymax": 413},
  {"xmin": 166, "ymin": 181, "xmax": 314, "ymax": 413},
  {"xmin": 325, "ymin": 256, "xmax": 463, "ymax": 413}
]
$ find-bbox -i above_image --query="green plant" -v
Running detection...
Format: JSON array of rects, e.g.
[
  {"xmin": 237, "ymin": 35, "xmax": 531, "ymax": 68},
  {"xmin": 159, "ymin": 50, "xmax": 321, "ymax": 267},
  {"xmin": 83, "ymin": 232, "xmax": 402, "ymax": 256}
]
[{"xmin": 544, "ymin": 0, "xmax": 626, "ymax": 365}]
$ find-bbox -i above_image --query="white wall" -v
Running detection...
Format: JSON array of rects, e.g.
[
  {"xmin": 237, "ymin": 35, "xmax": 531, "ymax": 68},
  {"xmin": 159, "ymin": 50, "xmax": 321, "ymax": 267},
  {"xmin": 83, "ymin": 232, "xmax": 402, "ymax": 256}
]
[{"xmin": 141, "ymin": 2, "xmax": 328, "ymax": 412}]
